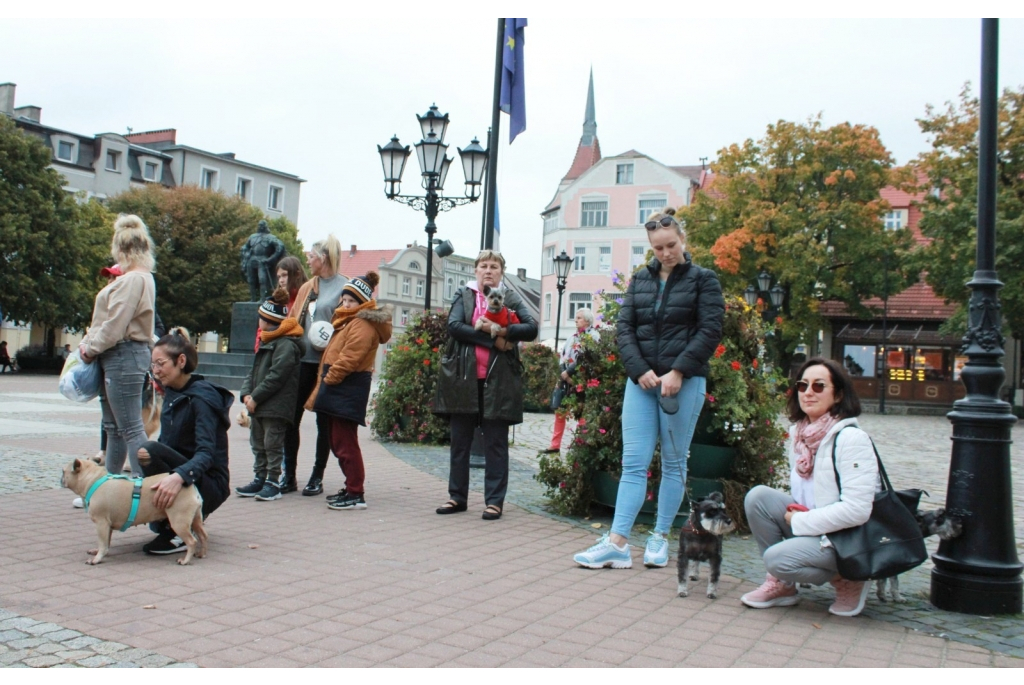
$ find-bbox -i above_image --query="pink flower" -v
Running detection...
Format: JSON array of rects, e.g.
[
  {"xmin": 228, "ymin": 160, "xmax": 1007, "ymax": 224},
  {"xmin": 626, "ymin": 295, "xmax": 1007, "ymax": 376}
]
[
  {"xmin": 707, "ymin": 394, "xmax": 716, "ymax": 403},
  {"xmin": 559, "ymin": 482, "xmax": 566, "ymax": 489},
  {"xmin": 646, "ymin": 492, "xmax": 654, "ymax": 501},
  {"xmin": 587, "ymin": 379, "xmax": 601, "ymax": 388},
  {"xmin": 576, "ymin": 384, "xmax": 584, "ymax": 393},
  {"xmin": 598, "ymin": 428, "xmax": 606, "ymax": 434},
  {"xmin": 603, "ymin": 406, "xmax": 610, "ymax": 412},
  {"xmin": 646, "ymin": 470, "xmax": 652, "ymax": 478}
]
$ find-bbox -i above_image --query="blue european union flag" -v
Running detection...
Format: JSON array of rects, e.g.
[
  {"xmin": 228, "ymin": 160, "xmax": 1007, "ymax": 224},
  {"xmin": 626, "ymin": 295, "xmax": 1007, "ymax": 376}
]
[{"xmin": 499, "ymin": 18, "xmax": 527, "ymax": 144}]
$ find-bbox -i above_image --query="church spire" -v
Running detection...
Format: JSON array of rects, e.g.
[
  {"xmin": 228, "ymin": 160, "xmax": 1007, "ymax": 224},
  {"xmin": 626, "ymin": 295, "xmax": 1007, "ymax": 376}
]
[{"xmin": 581, "ymin": 67, "xmax": 596, "ymax": 145}]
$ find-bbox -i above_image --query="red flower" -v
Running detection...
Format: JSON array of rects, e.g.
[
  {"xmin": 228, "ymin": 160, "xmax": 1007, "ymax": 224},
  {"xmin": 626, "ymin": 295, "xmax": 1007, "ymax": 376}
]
[
  {"xmin": 776, "ymin": 316, "xmax": 783, "ymax": 326},
  {"xmin": 752, "ymin": 359, "xmax": 759, "ymax": 369},
  {"xmin": 607, "ymin": 354, "xmax": 616, "ymax": 361},
  {"xmin": 714, "ymin": 344, "xmax": 726, "ymax": 358},
  {"xmin": 576, "ymin": 384, "xmax": 584, "ymax": 393},
  {"xmin": 432, "ymin": 347, "xmax": 438, "ymax": 352},
  {"xmin": 731, "ymin": 360, "xmax": 742, "ymax": 371},
  {"xmin": 646, "ymin": 492, "xmax": 654, "ymax": 501},
  {"xmin": 707, "ymin": 394, "xmax": 716, "ymax": 403},
  {"xmin": 423, "ymin": 359, "xmax": 431, "ymax": 366},
  {"xmin": 416, "ymin": 338, "xmax": 425, "ymax": 344},
  {"xmin": 587, "ymin": 378, "xmax": 600, "ymax": 388}
]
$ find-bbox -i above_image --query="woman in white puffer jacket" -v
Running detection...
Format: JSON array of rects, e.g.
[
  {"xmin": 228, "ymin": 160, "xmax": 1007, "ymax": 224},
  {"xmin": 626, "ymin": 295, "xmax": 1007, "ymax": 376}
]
[{"xmin": 741, "ymin": 357, "xmax": 880, "ymax": 617}]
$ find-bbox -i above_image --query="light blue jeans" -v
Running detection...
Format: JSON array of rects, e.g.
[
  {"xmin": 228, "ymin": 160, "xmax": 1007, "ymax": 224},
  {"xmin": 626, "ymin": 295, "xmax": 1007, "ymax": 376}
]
[
  {"xmin": 611, "ymin": 376, "xmax": 706, "ymax": 538},
  {"xmin": 98, "ymin": 340, "xmax": 151, "ymax": 477}
]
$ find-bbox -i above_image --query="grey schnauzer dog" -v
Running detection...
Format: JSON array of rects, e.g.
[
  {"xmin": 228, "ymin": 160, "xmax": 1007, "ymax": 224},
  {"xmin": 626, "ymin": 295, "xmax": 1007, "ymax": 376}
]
[
  {"xmin": 875, "ymin": 507, "xmax": 962, "ymax": 602},
  {"xmin": 677, "ymin": 492, "xmax": 736, "ymax": 599}
]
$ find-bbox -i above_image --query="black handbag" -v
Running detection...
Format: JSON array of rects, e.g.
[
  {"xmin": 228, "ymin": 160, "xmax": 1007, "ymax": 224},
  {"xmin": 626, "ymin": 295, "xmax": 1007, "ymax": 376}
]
[{"xmin": 825, "ymin": 429, "xmax": 928, "ymax": 581}]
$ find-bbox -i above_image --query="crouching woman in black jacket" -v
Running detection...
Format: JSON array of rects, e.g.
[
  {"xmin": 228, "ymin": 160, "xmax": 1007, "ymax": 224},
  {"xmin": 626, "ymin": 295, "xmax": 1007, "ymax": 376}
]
[
  {"xmin": 139, "ymin": 328, "xmax": 234, "ymax": 556},
  {"xmin": 573, "ymin": 208, "xmax": 725, "ymax": 570}
]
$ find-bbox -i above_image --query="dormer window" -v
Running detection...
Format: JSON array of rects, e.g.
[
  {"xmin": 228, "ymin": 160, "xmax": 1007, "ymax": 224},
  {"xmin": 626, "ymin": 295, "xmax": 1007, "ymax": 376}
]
[
  {"xmin": 409, "ymin": 261, "xmax": 421, "ymax": 271},
  {"xmin": 616, "ymin": 163, "xmax": 634, "ymax": 185},
  {"xmin": 57, "ymin": 140, "xmax": 75, "ymax": 162},
  {"xmin": 106, "ymin": 150, "xmax": 121, "ymax": 172},
  {"xmin": 143, "ymin": 161, "xmax": 159, "ymax": 181}
]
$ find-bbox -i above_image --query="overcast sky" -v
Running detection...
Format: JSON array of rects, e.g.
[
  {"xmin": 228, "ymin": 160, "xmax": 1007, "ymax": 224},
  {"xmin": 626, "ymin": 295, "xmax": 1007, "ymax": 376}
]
[{"xmin": 3, "ymin": 14, "xmax": 1023, "ymax": 278}]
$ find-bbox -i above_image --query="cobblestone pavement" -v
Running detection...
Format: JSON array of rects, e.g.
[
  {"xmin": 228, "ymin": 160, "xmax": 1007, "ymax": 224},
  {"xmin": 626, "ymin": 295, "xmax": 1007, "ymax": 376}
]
[
  {"xmin": 1, "ymin": 374, "xmax": 1021, "ymax": 667},
  {"xmin": 387, "ymin": 409, "xmax": 1024, "ymax": 659}
]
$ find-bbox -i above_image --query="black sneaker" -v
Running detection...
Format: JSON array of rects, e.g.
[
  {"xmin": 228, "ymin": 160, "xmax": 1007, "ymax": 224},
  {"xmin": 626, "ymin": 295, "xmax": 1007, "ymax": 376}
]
[
  {"xmin": 235, "ymin": 478, "xmax": 265, "ymax": 497},
  {"xmin": 302, "ymin": 477, "xmax": 323, "ymax": 496},
  {"xmin": 254, "ymin": 482, "xmax": 282, "ymax": 501},
  {"xmin": 327, "ymin": 492, "xmax": 366, "ymax": 510},
  {"xmin": 326, "ymin": 488, "xmax": 348, "ymax": 503},
  {"xmin": 143, "ymin": 532, "xmax": 186, "ymax": 555}
]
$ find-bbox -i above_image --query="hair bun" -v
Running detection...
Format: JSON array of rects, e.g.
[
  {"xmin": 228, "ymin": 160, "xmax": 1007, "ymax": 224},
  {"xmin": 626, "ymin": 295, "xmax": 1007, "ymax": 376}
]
[
  {"xmin": 170, "ymin": 327, "xmax": 192, "ymax": 344},
  {"xmin": 362, "ymin": 272, "xmax": 380, "ymax": 290},
  {"xmin": 663, "ymin": 207, "xmax": 676, "ymax": 217},
  {"xmin": 114, "ymin": 214, "xmax": 145, "ymax": 233}
]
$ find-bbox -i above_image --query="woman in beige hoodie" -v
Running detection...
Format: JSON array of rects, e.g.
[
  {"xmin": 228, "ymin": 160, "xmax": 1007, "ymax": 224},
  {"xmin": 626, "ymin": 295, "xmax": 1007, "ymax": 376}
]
[{"xmin": 80, "ymin": 215, "xmax": 157, "ymax": 477}]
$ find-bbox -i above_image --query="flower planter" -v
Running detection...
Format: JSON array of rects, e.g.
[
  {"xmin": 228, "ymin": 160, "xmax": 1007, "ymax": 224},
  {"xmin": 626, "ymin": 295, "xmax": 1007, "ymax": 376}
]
[
  {"xmin": 688, "ymin": 443, "xmax": 737, "ymax": 479},
  {"xmin": 591, "ymin": 471, "xmax": 724, "ymax": 527}
]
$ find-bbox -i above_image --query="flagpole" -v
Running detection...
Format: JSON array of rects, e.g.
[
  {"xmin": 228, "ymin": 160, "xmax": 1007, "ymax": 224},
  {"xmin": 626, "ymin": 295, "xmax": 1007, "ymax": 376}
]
[{"xmin": 482, "ymin": 18, "xmax": 504, "ymax": 251}]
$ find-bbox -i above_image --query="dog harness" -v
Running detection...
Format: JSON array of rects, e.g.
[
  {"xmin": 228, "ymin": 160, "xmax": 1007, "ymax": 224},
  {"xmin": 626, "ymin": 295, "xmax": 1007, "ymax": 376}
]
[
  {"xmin": 83, "ymin": 474, "xmax": 145, "ymax": 532},
  {"xmin": 681, "ymin": 521, "xmax": 714, "ymax": 536}
]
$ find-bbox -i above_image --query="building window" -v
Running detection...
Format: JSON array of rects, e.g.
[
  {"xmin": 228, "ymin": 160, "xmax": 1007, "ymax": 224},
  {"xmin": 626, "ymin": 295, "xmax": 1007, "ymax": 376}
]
[
  {"xmin": 236, "ymin": 176, "xmax": 251, "ymax": 200},
  {"xmin": 632, "ymin": 244, "xmax": 647, "ymax": 268},
  {"xmin": 616, "ymin": 163, "xmax": 634, "ymax": 185},
  {"xmin": 400, "ymin": 308, "xmax": 409, "ymax": 326},
  {"xmin": 409, "ymin": 261, "xmax": 420, "ymax": 271},
  {"xmin": 105, "ymin": 150, "xmax": 121, "ymax": 172},
  {"xmin": 402, "ymin": 277, "xmax": 411, "ymax": 296},
  {"xmin": 573, "ymin": 246, "xmax": 586, "ymax": 272},
  {"xmin": 884, "ymin": 210, "xmax": 905, "ymax": 230},
  {"xmin": 568, "ymin": 293, "xmax": 592, "ymax": 319},
  {"xmin": 599, "ymin": 246, "xmax": 611, "ymax": 272},
  {"xmin": 459, "ymin": 279, "xmax": 466, "ymax": 288},
  {"xmin": 268, "ymin": 184, "xmax": 283, "ymax": 211},
  {"xmin": 143, "ymin": 161, "xmax": 159, "ymax": 181},
  {"xmin": 201, "ymin": 167, "xmax": 219, "ymax": 190},
  {"xmin": 638, "ymin": 197, "xmax": 666, "ymax": 224},
  {"xmin": 543, "ymin": 212, "xmax": 558, "ymax": 233},
  {"xmin": 416, "ymin": 279, "xmax": 424, "ymax": 297},
  {"xmin": 447, "ymin": 277, "xmax": 454, "ymax": 299},
  {"xmin": 543, "ymin": 246, "xmax": 555, "ymax": 276},
  {"xmin": 581, "ymin": 200, "xmax": 608, "ymax": 227},
  {"xmin": 843, "ymin": 345, "xmax": 876, "ymax": 378},
  {"xmin": 56, "ymin": 140, "xmax": 75, "ymax": 162},
  {"xmin": 544, "ymin": 293, "xmax": 551, "ymax": 322}
]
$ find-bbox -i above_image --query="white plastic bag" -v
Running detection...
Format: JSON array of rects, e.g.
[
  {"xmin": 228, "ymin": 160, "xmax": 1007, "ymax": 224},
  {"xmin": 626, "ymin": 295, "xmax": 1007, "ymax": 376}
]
[{"xmin": 59, "ymin": 350, "xmax": 101, "ymax": 402}]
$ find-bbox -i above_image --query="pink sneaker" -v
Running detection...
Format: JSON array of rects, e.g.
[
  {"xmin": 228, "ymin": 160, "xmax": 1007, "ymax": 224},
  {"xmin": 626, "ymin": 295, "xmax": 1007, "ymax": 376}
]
[
  {"xmin": 740, "ymin": 573, "xmax": 799, "ymax": 609},
  {"xmin": 829, "ymin": 577, "xmax": 871, "ymax": 616}
]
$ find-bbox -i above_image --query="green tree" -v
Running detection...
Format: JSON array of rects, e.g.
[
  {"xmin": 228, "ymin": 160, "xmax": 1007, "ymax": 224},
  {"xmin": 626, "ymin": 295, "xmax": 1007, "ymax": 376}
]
[
  {"xmin": 681, "ymin": 117, "xmax": 917, "ymax": 362},
  {"xmin": 913, "ymin": 84, "xmax": 1024, "ymax": 339},
  {"xmin": 0, "ymin": 116, "xmax": 113, "ymax": 341},
  {"xmin": 108, "ymin": 184, "xmax": 273, "ymax": 336}
]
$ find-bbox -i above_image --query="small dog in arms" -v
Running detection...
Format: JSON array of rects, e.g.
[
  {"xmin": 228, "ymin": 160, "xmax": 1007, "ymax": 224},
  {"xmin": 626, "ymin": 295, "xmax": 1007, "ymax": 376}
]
[
  {"xmin": 677, "ymin": 491, "xmax": 736, "ymax": 599},
  {"xmin": 875, "ymin": 507, "xmax": 962, "ymax": 602},
  {"xmin": 474, "ymin": 285, "xmax": 519, "ymax": 338}
]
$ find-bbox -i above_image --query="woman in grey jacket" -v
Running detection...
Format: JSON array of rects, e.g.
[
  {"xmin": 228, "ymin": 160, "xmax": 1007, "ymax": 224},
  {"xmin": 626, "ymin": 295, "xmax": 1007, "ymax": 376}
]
[{"xmin": 741, "ymin": 357, "xmax": 880, "ymax": 617}]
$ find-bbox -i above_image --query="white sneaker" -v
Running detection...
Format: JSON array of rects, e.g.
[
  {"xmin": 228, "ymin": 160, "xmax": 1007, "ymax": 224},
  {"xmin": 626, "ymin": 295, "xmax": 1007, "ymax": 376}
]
[
  {"xmin": 643, "ymin": 532, "xmax": 670, "ymax": 567},
  {"xmin": 573, "ymin": 534, "xmax": 632, "ymax": 569},
  {"xmin": 72, "ymin": 497, "xmax": 84, "ymax": 509}
]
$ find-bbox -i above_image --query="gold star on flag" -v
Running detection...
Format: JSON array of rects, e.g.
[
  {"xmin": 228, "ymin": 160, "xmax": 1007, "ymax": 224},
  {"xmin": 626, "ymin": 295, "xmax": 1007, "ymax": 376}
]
[{"xmin": 506, "ymin": 36, "xmax": 515, "ymax": 50}]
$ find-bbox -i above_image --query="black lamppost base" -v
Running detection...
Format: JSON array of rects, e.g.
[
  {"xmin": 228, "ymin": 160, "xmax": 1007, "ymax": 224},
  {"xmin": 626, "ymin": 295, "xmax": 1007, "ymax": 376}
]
[{"xmin": 931, "ymin": 566, "xmax": 1023, "ymax": 615}]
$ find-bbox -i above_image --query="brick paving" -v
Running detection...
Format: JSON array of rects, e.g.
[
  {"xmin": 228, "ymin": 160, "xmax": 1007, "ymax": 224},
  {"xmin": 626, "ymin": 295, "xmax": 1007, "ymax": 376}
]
[{"xmin": 0, "ymin": 373, "xmax": 1021, "ymax": 667}]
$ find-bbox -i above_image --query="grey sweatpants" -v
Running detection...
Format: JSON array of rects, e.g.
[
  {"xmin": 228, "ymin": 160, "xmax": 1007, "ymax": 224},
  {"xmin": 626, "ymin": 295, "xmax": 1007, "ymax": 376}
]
[{"xmin": 745, "ymin": 485, "xmax": 838, "ymax": 586}]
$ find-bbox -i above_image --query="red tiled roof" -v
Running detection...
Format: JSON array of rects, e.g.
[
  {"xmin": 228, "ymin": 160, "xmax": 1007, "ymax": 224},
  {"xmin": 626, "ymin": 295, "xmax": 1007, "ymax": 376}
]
[
  {"xmin": 820, "ymin": 278, "xmax": 956, "ymax": 321},
  {"xmin": 125, "ymin": 129, "xmax": 176, "ymax": 144},
  {"xmin": 563, "ymin": 137, "xmax": 601, "ymax": 182},
  {"xmin": 338, "ymin": 249, "xmax": 399, "ymax": 290}
]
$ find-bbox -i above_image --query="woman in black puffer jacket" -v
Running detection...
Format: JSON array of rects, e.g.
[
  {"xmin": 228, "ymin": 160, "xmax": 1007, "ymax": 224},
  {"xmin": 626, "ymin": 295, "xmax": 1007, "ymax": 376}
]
[{"xmin": 574, "ymin": 207, "xmax": 725, "ymax": 570}]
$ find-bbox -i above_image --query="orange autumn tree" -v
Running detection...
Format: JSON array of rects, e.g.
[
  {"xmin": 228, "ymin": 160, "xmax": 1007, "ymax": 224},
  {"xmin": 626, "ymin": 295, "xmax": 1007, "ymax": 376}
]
[{"xmin": 681, "ymin": 116, "xmax": 917, "ymax": 364}]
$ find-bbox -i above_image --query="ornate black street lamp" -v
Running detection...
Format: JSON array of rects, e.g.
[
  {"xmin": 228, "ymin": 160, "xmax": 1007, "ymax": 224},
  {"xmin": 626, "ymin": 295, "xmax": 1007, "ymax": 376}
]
[
  {"xmin": 552, "ymin": 250, "xmax": 574, "ymax": 352},
  {"xmin": 930, "ymin": 19, "xmax": 1022, "ymax": 614},
  {"xmin": 744, "ymin": 271, "xmax": 787, "ymax": 369},
  {"xmin": 378, "ymin": 105, "xmax": 488, "ymax": 311}
]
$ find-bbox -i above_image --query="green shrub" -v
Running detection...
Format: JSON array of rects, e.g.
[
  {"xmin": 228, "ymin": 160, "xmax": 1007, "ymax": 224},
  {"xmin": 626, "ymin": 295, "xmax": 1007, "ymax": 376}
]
[
  {"xmin": 521, "ymin": 343, "xmax": 559, "ymax": 413},
  {"xmin": 370, "ymin": 311, "xmax": 450, "ymax": 444}
]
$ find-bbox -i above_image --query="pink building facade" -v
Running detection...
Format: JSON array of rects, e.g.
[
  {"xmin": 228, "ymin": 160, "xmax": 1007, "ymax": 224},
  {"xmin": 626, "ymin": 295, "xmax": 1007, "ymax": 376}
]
[{"xmin": 537, "ymin": 72, "xmax": 701, "ymax": 345}]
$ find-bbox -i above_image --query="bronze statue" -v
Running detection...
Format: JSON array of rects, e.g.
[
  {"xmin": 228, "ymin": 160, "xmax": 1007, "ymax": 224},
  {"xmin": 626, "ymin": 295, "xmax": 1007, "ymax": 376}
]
[{"xmin": 241, "ymin": 220, "xmax": 286, "ymax": 301}]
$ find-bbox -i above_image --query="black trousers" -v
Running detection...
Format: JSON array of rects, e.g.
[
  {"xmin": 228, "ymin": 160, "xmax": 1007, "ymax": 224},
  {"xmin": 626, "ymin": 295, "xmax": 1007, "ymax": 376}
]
[
  {"xmin": 140, "ymin": 440, "xmax": 227, "ymax": 520},
  {"xmin": 284, "ymin": 362, "xmax": 332, "ymax": 481},
  {"xmin": 447, "ymin": 380, "xmax": 510, "ymax": 508}
]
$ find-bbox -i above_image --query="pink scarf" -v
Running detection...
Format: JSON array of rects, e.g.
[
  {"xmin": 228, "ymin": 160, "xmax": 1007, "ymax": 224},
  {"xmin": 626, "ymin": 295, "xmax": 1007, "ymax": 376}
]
[{"xmin": 793, "ymin": 413, "xmax": 839, "ymax": 479}]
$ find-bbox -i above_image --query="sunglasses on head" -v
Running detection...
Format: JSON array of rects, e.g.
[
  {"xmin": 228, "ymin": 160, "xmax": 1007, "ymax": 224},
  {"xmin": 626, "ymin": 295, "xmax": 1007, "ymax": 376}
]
[
  {"xmin": 645, "ymin": 216, "xmax": 677, "ymax": 231},
  {"xmin": 795, "ymin": 379, "xmax": 831, "ymax": 394}
]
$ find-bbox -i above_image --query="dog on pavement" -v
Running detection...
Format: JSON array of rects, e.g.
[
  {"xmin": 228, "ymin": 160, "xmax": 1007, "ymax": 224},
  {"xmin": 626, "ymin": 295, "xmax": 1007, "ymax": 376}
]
[
  {"xmin": 677, "ymin": 491, "xmax": 736, "ymax": 599},
  {"xmin": 61, "ymin": 457, "xmax": 207, "ymax": 566},
  {"xmin": 875, "ymin": 507, "xmax": 962, "ymax": 602},
  {"xmin": 474, "ymin": 285, "xmax": 519, "ymax": 338}
]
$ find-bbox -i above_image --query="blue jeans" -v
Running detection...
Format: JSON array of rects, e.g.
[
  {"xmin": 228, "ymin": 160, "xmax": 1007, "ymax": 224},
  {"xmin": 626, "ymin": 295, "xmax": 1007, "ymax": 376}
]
[
  {"xmin": 98, "ymin": 341, "xmax": 150, "ymax": 477},
  {"xmin": 611, "ymin": 376, "xmax": 706, "ymax": 538}
]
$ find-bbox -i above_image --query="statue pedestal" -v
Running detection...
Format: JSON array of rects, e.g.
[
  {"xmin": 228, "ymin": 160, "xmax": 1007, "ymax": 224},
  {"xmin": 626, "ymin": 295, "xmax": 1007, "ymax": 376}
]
[{"xmin": 229, "ymin": 302, "xmax": 261, "ymax": 354}]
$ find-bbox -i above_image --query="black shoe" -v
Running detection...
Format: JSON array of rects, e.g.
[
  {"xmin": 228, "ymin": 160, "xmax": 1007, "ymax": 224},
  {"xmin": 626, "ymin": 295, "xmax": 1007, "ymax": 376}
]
[
  {"xmin": 235, "ymin": 478, "xmax": 265, "ymax": 497},
  {"xmin": 143, "ymin": 531, "xmax": 186, "ymax": 555},
  {"xmin": 254, "ymin": 482, "xmax": 282, "ymax": 501},
  {"xmin": 326, "ymin": 488, "xmax": 348, "ymax": 503},
  {"xmin": 302, "ymin": 477, "xmax": 323, "ymax": 496},
  {"xmin": 280, "ymin": 476, "xmax": 298, "ymax": 494},
  {"xmin": 327, "ymin": 492, "xmax": 366, "ymax": 510}
]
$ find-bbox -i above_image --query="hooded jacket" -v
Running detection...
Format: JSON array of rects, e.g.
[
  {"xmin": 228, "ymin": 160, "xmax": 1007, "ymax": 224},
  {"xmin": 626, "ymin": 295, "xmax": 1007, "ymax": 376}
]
[
  {"xmin": 617, "ymin": 253, "xmax": 725, "ymax": 382},
  {"xmin": 432, "ymin": 284, "xmax": 538, "ymax": 424},
  {"xmin": 306, "ymin": 301, "xmax": 393, "ymax": 424},
  {"xmin": 158, "ymin": 375, "xmax": 234, "ymax": 501},
  {"xmin": 240, "ymin": 318, "xmax": 306, "ymax": 423}
]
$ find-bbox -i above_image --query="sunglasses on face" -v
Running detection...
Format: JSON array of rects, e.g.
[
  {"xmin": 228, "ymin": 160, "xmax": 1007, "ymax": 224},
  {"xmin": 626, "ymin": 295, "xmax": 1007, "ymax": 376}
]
[
  {"xmin": 645, "ymin": 216, "xmax": 678, "ymax": 231},
  {"xmin": 796, "ymin": 379, "xmax": 831, "ymax": 394}
]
